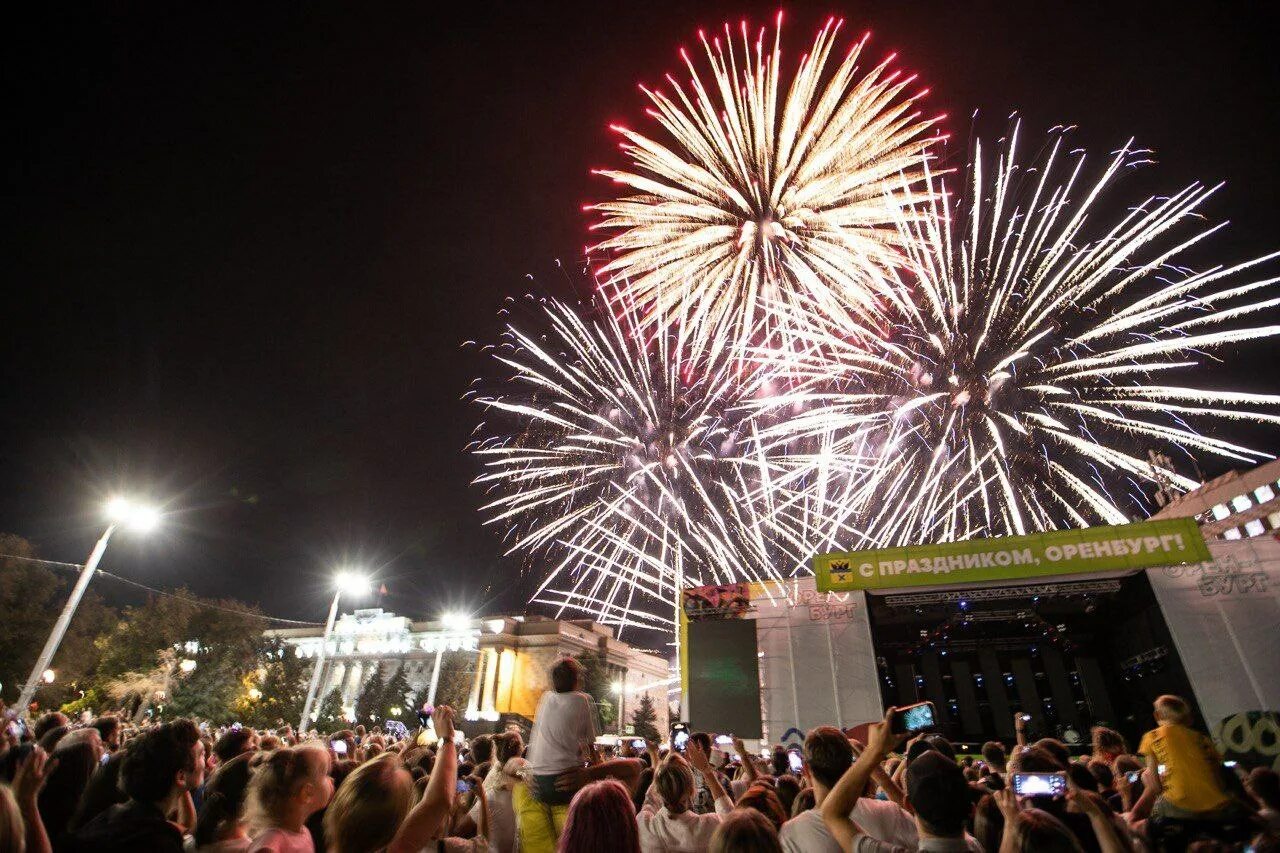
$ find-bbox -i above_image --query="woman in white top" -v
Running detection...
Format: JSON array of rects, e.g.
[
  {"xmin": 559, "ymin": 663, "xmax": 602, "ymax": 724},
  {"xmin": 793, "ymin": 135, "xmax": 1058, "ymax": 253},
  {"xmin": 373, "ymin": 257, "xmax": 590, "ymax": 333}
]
[{"xmin": 637, "ymin": 743, "xmax": 732, "ymax": 853}]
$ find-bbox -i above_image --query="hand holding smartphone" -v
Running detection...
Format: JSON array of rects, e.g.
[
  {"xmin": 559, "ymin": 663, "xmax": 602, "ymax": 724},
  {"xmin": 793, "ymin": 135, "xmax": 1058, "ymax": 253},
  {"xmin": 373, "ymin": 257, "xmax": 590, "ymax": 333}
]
[
  {"xmin": 890, "ymin": 701, "xmax": 938, "ymax": 734},
  {"xmin": 1011, "ymin": 771, "xmax": 1067, "ymax": 798}
]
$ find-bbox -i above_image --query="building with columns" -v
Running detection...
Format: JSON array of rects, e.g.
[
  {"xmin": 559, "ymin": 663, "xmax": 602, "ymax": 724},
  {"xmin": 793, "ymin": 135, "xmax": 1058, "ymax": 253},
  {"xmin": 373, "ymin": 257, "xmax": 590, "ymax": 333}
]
[{"xmin": 267, "ymin": 609, "xmax": 671, "ymax": 734}]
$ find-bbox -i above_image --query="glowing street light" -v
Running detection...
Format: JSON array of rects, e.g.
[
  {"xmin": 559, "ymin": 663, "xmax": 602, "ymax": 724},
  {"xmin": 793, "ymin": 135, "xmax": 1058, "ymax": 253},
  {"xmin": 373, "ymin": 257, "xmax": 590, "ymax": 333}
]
[
  {"xmin": 441, "ymin": 612, "xmax": 471, "ymax": 631},
  {"xmin": 18, "ymin": 496, "xmax": 161, "ymax": 712},
  {"xmin": 298, "ymin": 569, "xmax": 370, "ymax": 733}
]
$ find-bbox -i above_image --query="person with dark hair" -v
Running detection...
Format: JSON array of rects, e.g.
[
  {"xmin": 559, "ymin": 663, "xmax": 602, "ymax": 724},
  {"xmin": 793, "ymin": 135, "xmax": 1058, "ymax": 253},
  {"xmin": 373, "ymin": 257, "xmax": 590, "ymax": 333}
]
[
  {"xmin": 37, "ymin": 739, "xmax": 98, "ymax": 847},
  {"xmin": 214, "ymin": 729, "xmax": 258, "ymax": 765},
  {"xmin": 980, "ymin": 741, "xmax": 1007, "ymax": 778},
  {"xmin": 780, "ymin": 726, "xmax": 914, "ymax": 852},
  {"xmin": 709, "ymin": 808, "xmax": 783, "ymax": 853},
  {"xmin": 193, "ymin": 753, "xmax": 254, "ymax": 851},
  {"xmin": 525, "ymin": 657, "xmax": 639, "ymax": 813},
  {"xmin": 1248, "ymin": 767, "xmax": 1280, "ymax": 834},
  {"xmin": 68, "ymin": 751, "xmax": 127, "ymax": 833},
  {"xmin": 36, "ymin": 726, "xmax": 68, "ymax": 754},
  {"xmin": 32, "ymin": 713, "xmax": 68, "ymax": 743},
  {"xmin": 69, "ymin": 718, "xmax": 206, "ymax": 852},
  {"xmin": 972, "ymin": 793, "xmax": 1004, "ymax": 853},
  {"xmin": 774, "ymin": 775, "xmax": 801, "ymax": 817},
  {"xmin": 91, "ymin": 716, "xmax": 121, "ymax": 754},
  {"xmin": 1034, "ymin": 738, "xmax": 1072, "ymax": 770},
  {"xmin": 821, "ymin": 708, "xmax": 981, "ymax": 852},
  {"xmin": 558, "ymin": 779, "xmax": 640, "ymax": 853},
  {"xmin": 771, "ymin": 746, "xmax": 790, "ymax": 779}
]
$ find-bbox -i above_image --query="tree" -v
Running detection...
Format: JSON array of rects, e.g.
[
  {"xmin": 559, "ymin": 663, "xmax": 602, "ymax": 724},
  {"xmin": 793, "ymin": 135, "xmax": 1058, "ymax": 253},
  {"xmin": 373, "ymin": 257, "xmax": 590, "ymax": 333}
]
[
  {"xmin": 430, "ymin": 652, "xmax": 478, "ymax": 711},
  {"xmin": 314, "ymin": 688, "xmax": 346, "ymax": 734},
  {"xmin": 354, "ymin": 663, "xmax": 386, "ymax": 726},
  {"xmin": 631, "ymin": 693, "xmax": 660, "ymax": 741},
  {"xmin": 0, "ymin": 534, "xmax": 116, "ymax": 710},
  {"xmin": 242, "ymin": 639, "xmax": 310, "ymax": 729},
  {"xmin": 576, "ymin": 650, "xmax": 617, "ymax": 730},
  {"xmin": 382, "ymin": 664, "xmax": 412, "ymax": 723}
]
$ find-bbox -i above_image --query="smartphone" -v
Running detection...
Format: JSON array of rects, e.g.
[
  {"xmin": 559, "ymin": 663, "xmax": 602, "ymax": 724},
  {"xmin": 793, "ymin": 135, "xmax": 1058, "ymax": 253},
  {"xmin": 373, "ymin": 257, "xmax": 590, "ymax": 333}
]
[
  {"xmin": 788, "ymin": 750, "xmax": 803, "ymax": 773},
  {"xmin": 1020, "ymin": 714, "xmax": 1032, "ymax": 722},
  {"xmin": 331, "ymin": 739, "xmax": 348, "ymax": 755},
  {"xmin": 1158, "ymin": 764, "xmax": 1167, "ymax": 776},
  {"xmin": 456, "ymin": 778, "xmax": 473, "ymax": 794},
  {"xmin": 1126, "ymin": 770, "xmax": 1141, "ymax": 784},
  {"xmin": 1223, "ymin": 760, "xmax": 1238, "ymax": 769},
  {"xmin": 673, "ymin": 731, "xmax": 689, "ymax": 751},
  {"xmin": 714, "ymin": 735, "xmax": 733, "ymax": 746},
  {"xmin": 891, "ymin": 701, "xmax": 938, "ymax": 734},
  {"xmin": 632, "ymin": 739, "xmax": 646, "ymax": 749},
  {"xmin": 1012, "ymin": 771, "xmax": 1067, "ymax": 798}
]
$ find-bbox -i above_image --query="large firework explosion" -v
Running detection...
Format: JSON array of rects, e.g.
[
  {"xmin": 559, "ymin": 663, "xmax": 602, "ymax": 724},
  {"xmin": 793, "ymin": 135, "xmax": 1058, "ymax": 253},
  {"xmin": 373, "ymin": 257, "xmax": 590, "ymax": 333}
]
[
  {"xmin": 469, "ymin": 291, "xmax": 822, "ymax": 630},
  {"xmin": 469, "ymin": 18, "xmax": 1280, "ymax": 634},
  {"xmin": 590, "ymin": 16, "xmax": 942, "ymax": 361},
  {"xmin": 753, "ymin": 124, "xmax": 1280, "ymax": 548}
]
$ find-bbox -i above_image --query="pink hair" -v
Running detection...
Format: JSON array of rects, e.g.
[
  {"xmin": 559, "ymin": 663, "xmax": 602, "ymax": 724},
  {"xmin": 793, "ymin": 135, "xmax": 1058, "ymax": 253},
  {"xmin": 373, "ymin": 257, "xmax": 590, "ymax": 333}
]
[{"xmin": 557, "ymin": 780, "xmax": 639, "ymax": 853}]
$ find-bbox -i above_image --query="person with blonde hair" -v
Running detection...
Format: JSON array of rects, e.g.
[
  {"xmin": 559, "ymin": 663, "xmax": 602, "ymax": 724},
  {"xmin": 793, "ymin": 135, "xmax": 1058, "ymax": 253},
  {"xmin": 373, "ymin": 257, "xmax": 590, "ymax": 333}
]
[
  {"xmin": 323, "ymin": 753, "xmax": 416, "ymax": 853},
  {"xmin": 1138, "ymin": 694, "xmax": 1234, "ymax": 823},
  {"xmin": 636, "ymin": 741, "xmax": 731, "ymax": 850},
  {"xmin": 246, "ymin": 746, "xmax": 333, "ymax": 852}
]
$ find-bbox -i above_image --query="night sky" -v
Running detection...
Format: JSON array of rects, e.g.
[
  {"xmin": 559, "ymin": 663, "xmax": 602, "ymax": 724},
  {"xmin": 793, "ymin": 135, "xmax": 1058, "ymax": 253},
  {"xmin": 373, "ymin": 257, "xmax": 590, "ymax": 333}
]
[{"xmin": 4, "ymin": 3, "xmax": 1278, "ymax": 625}]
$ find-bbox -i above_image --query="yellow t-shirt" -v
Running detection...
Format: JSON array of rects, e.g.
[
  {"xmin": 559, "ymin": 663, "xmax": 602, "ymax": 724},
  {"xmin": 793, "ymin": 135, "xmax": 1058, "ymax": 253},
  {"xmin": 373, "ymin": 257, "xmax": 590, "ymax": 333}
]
[{"xmin": 1138, "ymin": 722, "xmax": 1229, "ymax": 813}]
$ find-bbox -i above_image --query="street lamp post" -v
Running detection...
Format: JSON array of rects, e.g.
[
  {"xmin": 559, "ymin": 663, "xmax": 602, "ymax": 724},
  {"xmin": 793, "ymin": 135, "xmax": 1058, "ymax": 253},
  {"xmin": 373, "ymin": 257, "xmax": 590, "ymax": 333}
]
[
  {"xmin": 298, "ymin": 571, "xmax": 368, "ymax": 734},
  {"xmin": 17, "ymin": 497, "xmax": 159, "ymax": 714}
]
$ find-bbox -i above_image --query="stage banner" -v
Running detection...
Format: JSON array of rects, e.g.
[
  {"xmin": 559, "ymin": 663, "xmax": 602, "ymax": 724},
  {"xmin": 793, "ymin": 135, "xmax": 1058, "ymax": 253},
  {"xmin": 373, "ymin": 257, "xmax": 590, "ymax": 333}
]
[
  {"xmin": 815, "ymin": 518, "xmax": 1209, "ymax": 592},
  {"xmin": 752, "ymin": 580, "xmax": 882, "ymax": 743},
  {"xmin": 1146, "ymin": 536, "xmax": 1280, "ymax": 756}
]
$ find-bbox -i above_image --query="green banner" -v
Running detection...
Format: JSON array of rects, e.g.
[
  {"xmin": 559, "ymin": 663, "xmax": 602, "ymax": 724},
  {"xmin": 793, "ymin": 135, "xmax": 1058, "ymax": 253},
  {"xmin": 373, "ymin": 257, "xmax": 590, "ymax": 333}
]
[{"xmin": 815, "ymin": 518, "xmax": 1210, "ymax": 592}]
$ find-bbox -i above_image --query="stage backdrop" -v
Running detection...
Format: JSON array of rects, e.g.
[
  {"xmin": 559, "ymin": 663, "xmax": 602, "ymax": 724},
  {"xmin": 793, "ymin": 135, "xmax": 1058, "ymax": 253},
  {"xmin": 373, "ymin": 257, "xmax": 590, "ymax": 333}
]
[
  {"xmin": 1146, "ymin": 536, "xmax": 1280, "ymax": 754},
  {"xmin": 752, "ymin": 580, "xmax": 882, "ymax": 745}
]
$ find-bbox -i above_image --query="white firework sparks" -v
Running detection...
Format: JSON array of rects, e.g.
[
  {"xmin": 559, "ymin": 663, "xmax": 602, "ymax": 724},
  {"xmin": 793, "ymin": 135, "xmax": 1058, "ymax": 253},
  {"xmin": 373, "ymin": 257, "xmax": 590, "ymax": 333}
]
[
  {"xmin": 469, "ymin": 293, "xmax": 815, "ymax": 630},
  {"xmin": 589, "ymin": 15, "xmax": 943, "ymax": 360},
  {"xmin": 754, "ymin": 123, "xmax": 1280, "ymax": 546}
]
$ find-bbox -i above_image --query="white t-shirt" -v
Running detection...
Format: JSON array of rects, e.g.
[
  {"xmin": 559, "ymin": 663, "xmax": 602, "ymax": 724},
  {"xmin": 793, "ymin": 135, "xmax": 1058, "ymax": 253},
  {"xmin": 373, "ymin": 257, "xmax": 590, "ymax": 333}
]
[
  {"xmin": 468, "ymin": 763, "xmax": 519, "ymax": 853},
  {"xmin": 780, "ymin": 800, "xmax": 917, "ymax": 853},
  {"xmin": 637, "ymin": 795, "xmax": 733, "ymax": 852},
  {"xmin": 526, "ymin": 691, "xmax": 596, "ymax": 775}
]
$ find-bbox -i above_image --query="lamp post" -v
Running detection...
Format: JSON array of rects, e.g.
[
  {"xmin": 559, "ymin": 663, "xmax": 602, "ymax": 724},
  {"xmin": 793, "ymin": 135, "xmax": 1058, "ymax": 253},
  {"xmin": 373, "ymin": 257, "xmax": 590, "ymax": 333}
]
[
  {"xmin": 18, "ymin": 497, "xmax": 160, "ymax": 713},
  {"xmin": 298, "ymin": 571, "xmax": 369, "ymax": 734}
]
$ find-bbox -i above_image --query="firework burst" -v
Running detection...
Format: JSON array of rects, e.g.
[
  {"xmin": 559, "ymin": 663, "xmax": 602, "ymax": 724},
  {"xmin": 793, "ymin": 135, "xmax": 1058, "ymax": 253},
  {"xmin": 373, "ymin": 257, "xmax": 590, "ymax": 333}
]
[
  {"xmin": 469, "ymin": 292, "xmax": 817, "ymax": 630},
  {"xmin": 754, "ymin": 123, "xmax": 1280, "ymax": 547},
  {"xmin": 589, "ymin": 15, "xmax": 943, "ymax": 361}
]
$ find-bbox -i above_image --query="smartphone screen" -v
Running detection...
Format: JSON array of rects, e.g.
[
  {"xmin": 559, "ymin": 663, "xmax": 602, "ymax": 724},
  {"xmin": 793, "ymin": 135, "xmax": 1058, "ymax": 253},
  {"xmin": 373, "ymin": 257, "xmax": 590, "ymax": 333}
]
[
  {"xmin": 787, "ymin": 750, "xmax": 803, "ymax": 773},
  {"xmin": 331, "ymin": 740, "xmax": 348, "ymax": 755},
  {"xmin": 673, "ymin": 731, "xmax": 689, "ymax": 751},
  {"xmin": 1012, "ymin": 772, "xmax": 1067, "ymax": 798},
  {"xmin": 715, "ymin": 735, "xmax": 733, "ymax": 746},
  {"xmin": 632, "ymin": 739, "xmax": 646, "ymax": 749},
  {"xmin": 892, "ymin": 701, "xmax": 937, "ymax": 734},
  {"xmin": 456, "ymin": 779, "xmax": 472, "ymax": 794},
  {"xmin": 1126, "ymin": 770, "xmax": 1141, "ymax": 784}
]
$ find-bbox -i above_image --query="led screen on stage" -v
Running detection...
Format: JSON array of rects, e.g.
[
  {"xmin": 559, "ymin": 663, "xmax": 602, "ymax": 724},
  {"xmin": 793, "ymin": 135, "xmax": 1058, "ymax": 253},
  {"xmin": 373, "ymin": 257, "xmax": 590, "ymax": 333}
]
[{"xmin": 687, "ymin": 618, "xmax": 762, "ymax": 738}]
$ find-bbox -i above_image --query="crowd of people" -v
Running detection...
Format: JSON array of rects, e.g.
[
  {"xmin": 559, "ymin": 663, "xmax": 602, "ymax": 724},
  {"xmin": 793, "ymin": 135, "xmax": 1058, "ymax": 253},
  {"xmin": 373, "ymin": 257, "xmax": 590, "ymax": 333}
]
[{"xmin": 1, "ymin": 657, "xmax": 1277, "ymax": 853}]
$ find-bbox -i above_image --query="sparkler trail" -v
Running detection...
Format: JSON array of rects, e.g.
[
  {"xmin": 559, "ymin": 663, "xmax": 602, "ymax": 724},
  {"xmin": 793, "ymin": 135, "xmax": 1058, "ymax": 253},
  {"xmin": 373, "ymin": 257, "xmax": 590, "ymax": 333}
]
[
  {"xmin": 754, "ymin": 123, "xmax": 1280, "ymax": 547},
  {"xmin": 589, "ymin": 15, "xmax": 943, "ymax": 362}
]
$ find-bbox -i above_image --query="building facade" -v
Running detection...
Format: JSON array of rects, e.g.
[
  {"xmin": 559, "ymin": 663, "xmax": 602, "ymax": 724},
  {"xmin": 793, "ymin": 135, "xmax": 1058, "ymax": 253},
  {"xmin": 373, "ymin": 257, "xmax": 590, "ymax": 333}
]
[
  {"xmin": 267, "ymin": 609, "xmax": 670, "ymax": 734},
  {"xmin": 1151, "ymin": 458, "xmax": 1280, "ymax": 541}
]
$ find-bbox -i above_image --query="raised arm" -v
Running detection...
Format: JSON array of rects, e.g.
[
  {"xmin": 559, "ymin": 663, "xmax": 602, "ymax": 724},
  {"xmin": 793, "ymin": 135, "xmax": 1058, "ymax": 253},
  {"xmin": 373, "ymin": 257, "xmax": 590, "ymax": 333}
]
[
  {"xmin": 732, "ymin": 736, "xmax": 760, "ymax": 784},
  {"xmin": 389, "ymin": 705, "xmax": 458, "ymax": 853},
  {"xmin": 687, "ymin": 743, "xmax": 729, "ymax": 806},
  {"xmin": 14, "ymin": 748, "xmax": 55, "ymax": 853},
  {"xmin": 822, "ymin": 709, "xmax": 898, "ymax": 850}
]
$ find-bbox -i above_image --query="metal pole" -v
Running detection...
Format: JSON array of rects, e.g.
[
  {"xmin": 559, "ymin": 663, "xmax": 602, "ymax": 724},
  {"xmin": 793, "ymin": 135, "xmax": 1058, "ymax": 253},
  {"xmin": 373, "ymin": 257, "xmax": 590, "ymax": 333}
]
[
  {"xmin": 299, "ymin": 590, "xmax": 342, "ymax": 734},
  {"xmin": 18, "ymin": 525, "xmax": 116, "ymax": 714},
  {"xmin": 426, "ymin": 648, "xmax": 443, "ymax": 707}
]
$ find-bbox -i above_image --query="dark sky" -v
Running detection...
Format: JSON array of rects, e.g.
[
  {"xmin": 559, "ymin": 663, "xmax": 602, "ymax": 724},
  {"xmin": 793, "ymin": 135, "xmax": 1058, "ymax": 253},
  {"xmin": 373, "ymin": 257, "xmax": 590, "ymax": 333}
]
[{"xmin": 3, "ymin": 2, "xmax": 1278, "ymax": 624}]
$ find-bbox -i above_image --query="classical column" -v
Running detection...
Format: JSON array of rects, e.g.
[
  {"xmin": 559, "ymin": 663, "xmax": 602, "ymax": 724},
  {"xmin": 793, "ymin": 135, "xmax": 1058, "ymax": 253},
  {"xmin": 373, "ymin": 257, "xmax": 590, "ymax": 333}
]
[
  {"xmin": 481, "ymin": 648, "xmax": 500, "ymax": 715},
  {"xmin": 466, "ymin": 650, "xmax": 486, "ymax": 719}
]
